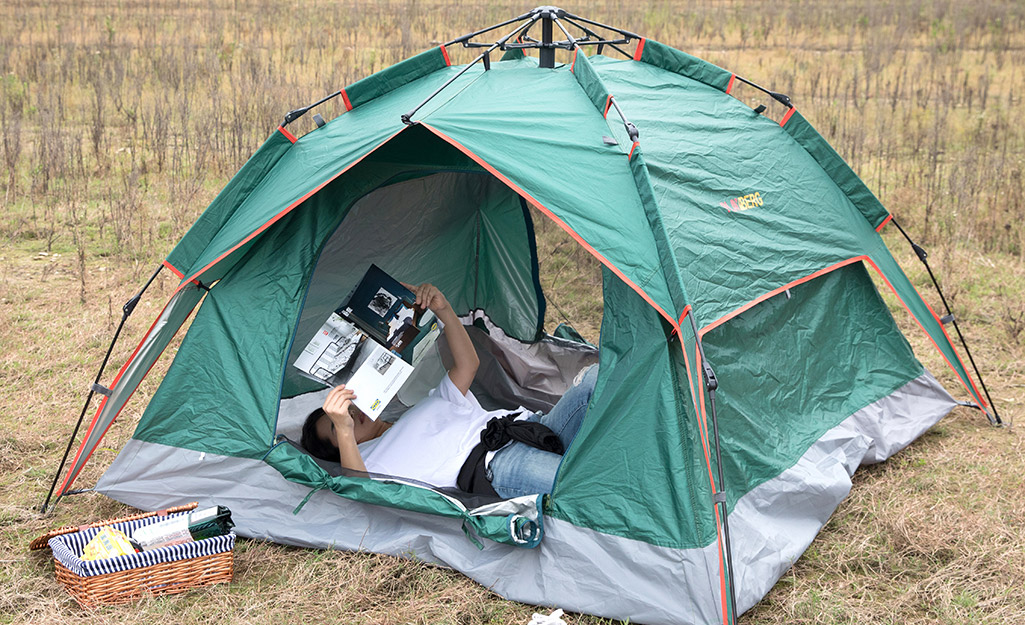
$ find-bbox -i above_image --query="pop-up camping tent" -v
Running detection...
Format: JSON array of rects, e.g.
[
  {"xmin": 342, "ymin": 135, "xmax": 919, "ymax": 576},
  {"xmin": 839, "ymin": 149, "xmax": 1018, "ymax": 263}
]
[{"xmin": 42, "ymin": 8, "xmax": 999, "ymax": 625}]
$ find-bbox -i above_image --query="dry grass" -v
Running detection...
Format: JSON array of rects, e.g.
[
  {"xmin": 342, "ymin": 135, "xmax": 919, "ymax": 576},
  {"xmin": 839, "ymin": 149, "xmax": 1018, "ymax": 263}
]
[{"xmin": 2, "ymin": 0, "xmax": 1024, "ymax": 623}]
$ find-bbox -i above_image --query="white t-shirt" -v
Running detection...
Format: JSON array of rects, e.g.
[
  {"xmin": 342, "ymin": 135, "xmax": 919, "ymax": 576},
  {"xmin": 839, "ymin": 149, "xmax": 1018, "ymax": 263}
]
[{"xmin": 357, "ymin": 374, "xmax": 526, "ymax": 488}]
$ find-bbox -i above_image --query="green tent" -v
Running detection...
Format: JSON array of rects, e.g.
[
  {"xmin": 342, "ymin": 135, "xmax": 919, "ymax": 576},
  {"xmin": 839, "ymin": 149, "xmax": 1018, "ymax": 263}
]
[{"xmin": 46, "ymin": 9, "xmax": 996, "ymax": 625}]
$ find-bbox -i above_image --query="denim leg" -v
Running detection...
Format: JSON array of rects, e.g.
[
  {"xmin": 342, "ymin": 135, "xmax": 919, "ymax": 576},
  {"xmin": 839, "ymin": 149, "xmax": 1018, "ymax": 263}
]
[
  {"xmin": 537, "ymin": 363, "xmax": 598, "ymax": 451},
  {"xmin": 487, "ymin": 365, "xmax": 599, "ymax": 499},
  {"xmin": 488, "ymin": 441, "xmax": 564, "ymax": 499}
]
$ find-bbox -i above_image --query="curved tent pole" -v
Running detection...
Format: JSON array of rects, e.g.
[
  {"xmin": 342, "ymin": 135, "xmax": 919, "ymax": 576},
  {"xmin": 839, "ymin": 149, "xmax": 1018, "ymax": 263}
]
[
  {"xmin": 39, "ymin": 264, "xmax": 164, "ymax": 514},
  {"xmin": 401, "ymin": 14, "xmax": 541, "ymax": 125},
  {"xmin": 443, "ymin": 10, "xmax": 535, "ymax": 47},
  {"xmin": 732, "ymin": 75, "xmax": 794, "ymax": 109},
  {"xmin": 889, "ymin": 217, "xmax": 1001, "ymax": 424}
]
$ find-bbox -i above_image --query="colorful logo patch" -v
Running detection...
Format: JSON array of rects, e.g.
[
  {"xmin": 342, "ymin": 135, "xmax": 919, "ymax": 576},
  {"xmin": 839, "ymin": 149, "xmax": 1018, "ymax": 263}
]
[{"xmin": 719, "ymin": 192, "xmax": 764, "ymax": 212}]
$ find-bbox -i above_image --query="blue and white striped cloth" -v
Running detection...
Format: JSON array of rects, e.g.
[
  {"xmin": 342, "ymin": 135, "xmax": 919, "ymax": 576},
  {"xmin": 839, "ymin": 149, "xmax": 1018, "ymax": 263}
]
[{"xmin": 49, "ymin": 511, "xmax": 235, "ymax": 578}]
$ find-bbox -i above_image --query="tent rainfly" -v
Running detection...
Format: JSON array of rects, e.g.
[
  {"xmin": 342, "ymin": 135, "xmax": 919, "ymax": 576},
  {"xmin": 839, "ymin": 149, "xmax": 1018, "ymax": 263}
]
[{"xmin": 42, "ymin": 8, "xmax": 1000, "ymax": 625}]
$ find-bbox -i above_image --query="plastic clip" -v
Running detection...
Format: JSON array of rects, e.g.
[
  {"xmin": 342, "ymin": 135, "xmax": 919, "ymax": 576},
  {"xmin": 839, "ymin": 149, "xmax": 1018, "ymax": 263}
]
[
  {"xmin": 702, "ymin": 361, "xmax": 718, "ymax": 392},
  {"xmin": 90, "ymin": 383, "xmax": 113, "ymax": 397}
]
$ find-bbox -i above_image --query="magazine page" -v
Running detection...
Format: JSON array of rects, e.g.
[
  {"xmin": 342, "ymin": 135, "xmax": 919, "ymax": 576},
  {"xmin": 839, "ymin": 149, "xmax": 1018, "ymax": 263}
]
[
  {"xmin": 293, "ymin": 313, "xmax": 366, "ymax": 384},
  {"xmin": 345, "ymin": 341, "xmax": 414, "ymax": 419},
  {"xmin": 293, "ymin": 264, "xmax": 446, "ymax": 419},
  {"xmin": 340, "ymin": 264, "xmax": 419, "ymax": 350}
]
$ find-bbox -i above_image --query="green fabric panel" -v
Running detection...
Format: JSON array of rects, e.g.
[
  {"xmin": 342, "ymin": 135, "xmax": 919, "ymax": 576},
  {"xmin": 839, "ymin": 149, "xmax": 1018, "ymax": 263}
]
[
  {"xmin": 590, "ymin": 57, "xmax": 899, "ymax": 324},
  {"xmin": 265, "ymin": 443, "xmax": 530, "ymax": 547},
  {"xmin": 568, "ymin": 51, "xmax": 609, "ymax": 113},
  {"xmin": 421, "ymin": 62, "xmax": 679, "ymax": 320},
  {"xmin": 500, "ymin": 47, "xmax": 525, "ymax": 61},
  {"xmin": 704, "ymin": 263, "xmax": 924, "ymax": 510},
  {"xmin": 628, "ymin": 146, "xmax": 691, "ymax": 317},
  {"xmin": 637, "ymin": 39, "xmax": 732, "ymax": 92},
  {"xmin": 474, "ymin": 181, "xmax": 546, "ymax": 339},
  {"xmin": 134, "ymin": 196, "xmax": 347, "ymax": 457},
  {"xmin": 176, "ymin": 63, "xmax": 470, "ymax": 283},
  {"xmin": 165, "ymin": 130, "xmax": 293, "ymax": 273},
  {"xmin": 345, "ymin": 46, "xmax": 450, "ymax": 109},
  {"xmin": 863, "ymin": 247, "xmax": 979, "ymax": 406},
  {"xmin": 593, "ymin": 56, "xmax": 980, "ymax": 404},
  {"xmin": 782, "ymin": 110, "xmax": 889, "ymax": 229},
  {"xmin": 549, "ymin": 268, "xmax": 714, "ymax": 550}
]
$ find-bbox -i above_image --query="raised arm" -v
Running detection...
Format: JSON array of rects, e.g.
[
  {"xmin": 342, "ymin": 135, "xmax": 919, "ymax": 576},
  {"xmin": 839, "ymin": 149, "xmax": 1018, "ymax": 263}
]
[
  {"xmin": 322, "ymin": 385, "xmax": 368, "ymax": 473},
  {"xmin": 408, "ymin": 283, "xmax": 479, "ymax": 395}
]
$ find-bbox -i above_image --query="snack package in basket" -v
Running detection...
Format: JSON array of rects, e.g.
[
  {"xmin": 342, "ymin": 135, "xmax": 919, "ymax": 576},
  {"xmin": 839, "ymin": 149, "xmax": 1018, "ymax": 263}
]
[{"xmin": 81, "ymin": 527, "xmax": 137, "ymax": 561}]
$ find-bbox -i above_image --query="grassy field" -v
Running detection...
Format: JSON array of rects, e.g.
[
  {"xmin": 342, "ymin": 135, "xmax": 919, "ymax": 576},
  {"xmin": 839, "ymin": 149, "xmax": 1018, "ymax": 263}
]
[{"xmin": 2, "ymin": 0, "xmax": 1024, "ymax": 623}]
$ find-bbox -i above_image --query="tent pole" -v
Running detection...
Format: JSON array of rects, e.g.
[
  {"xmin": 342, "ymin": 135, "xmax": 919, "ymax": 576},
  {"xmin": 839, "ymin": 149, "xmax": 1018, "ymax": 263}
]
[
  {"xmin": 687, "ymin": 318, "xmax": 738, "ymax": 625},
  {"xmin": 889, "ymin": 218, "xmax": 1002, "ymax": 425},
  {"xmin": 559, "ymin": 15, "xmax": 633, "ymax": 59},
  {"xmin": 39, "ymin": 264, "xmax": 164, "ymax": 514},
  {"xmin": 444, "ymin": 11, "xmax": 534, "ymax": 47},
  {"xmin": 539, "ymin": 11, "xmax": 555, "ymax": 68},
  {"xmin": 402, "ymin": 14, "xmax": 539, "ymax": 125}
]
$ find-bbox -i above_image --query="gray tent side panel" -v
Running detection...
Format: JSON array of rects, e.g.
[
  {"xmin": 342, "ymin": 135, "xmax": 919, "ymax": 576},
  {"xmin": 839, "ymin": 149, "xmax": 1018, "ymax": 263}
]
[
  {"xmin": 96, "ymin": 370, "xmax": 955, "ymax": 624},
  {"xmin": 731, "ymin": 370, "xmax": 956, "ymax": 613},
  {"xmin": 58, "ymin": 284, "xmax": 206, "ymax": 496},
  {"xmin": 96, "ymin": 439, "xmax": 724, "ymax": 625}
]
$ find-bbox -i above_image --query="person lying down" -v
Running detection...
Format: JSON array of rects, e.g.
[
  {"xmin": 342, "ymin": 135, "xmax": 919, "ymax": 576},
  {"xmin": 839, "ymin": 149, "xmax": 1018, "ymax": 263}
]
[{"xmin": 301, "ymin": 282, "xmax": 597, "ymax": 499}]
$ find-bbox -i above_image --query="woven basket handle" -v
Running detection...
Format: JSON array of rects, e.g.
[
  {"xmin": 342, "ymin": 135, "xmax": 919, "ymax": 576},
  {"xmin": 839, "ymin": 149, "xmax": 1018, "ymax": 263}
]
[{"xmin": 29, "ymin": 502, "xmax": 199, "ymax": 551}]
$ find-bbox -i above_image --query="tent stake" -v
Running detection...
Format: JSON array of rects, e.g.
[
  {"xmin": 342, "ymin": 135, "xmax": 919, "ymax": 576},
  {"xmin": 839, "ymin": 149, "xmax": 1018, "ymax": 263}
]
[
  {"xmin": 889, "ymin": 218, "xmax": 1002, "ymax": 424},
  {"xmin": 39, "ymin": 264, "xmax": 164, "ymax": 514}
]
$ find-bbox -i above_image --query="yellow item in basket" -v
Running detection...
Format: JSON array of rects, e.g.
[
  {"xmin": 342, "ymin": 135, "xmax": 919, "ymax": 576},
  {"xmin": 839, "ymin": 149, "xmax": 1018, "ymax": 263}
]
[{"xmin": 82, "ymin": 527, "xmax": 137, "ymax": 561}]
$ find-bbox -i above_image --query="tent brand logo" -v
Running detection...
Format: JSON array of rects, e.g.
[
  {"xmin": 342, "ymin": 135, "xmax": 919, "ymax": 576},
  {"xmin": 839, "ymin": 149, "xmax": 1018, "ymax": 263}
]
[{"xmin": 720, "ymin": 192, "xmax": 764, "ymax": 212}]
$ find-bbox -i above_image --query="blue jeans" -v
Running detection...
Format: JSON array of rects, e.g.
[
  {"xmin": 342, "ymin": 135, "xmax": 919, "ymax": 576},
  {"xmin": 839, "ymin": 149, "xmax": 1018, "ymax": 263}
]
[{"xmin": 488, "ymin": 365, "xmax": 598, "ymax": 498}]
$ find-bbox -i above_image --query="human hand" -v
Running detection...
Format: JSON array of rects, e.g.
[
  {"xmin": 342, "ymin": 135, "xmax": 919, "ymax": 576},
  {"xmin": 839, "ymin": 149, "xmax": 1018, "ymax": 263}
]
[
  {"xmin": 403, "ymin": 282, "xmax": 451, "ymax": 316},
  {"xmin": 322, "ymin": 385, "xmax": 357, "ymax": 435}
]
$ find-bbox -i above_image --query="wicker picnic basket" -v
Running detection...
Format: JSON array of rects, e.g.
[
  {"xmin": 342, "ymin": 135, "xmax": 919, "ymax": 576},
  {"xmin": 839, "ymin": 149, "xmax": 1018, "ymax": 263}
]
[{"xmin": 31, "ymin": 503, "xmax": 235, "ymax": 608}]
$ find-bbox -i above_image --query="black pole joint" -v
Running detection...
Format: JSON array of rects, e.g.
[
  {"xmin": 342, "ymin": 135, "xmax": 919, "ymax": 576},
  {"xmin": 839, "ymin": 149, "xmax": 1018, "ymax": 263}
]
[
  {"xmin": 625, "ymin": 122, "xmax": 639, "ymax": 143},
  {"xmin": 770, "ymin": 91, "xmax": 793, "ymax": 108},
  {"xmin": 283, "ymin": 107, "xmax": 309, "ymax": 126},
  {"xmin": 122, "ymin": 293, "xmax": 141, "ymax": 317},
  {"xmin": 702, "ymin": 360, "xmax": 719, "ymax": 392}
]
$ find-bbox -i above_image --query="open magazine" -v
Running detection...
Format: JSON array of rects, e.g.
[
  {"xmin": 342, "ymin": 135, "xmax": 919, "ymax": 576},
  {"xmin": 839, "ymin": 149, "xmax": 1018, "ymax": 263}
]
[{"xmin": 293, "ymin": 265, "xmax": 442, "ymax": 419}]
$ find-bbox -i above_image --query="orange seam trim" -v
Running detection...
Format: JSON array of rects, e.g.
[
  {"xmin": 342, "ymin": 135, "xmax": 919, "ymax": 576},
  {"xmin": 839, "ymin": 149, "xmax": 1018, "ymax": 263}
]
[
  {"xmin": 161, "ymin": 260, "xmax": 184, "ymax": 279},
  {"xmin": 633, "ymin": 38, "xmax": 646, "ymax": 61},
  {"xmin": 277, "ymin": 126, "xmax": 297, "ymax": 143}
]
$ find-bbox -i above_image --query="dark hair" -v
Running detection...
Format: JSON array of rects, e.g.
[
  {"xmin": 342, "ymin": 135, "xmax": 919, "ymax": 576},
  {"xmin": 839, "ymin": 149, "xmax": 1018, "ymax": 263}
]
[{"xmin": 300, "ymin": 408, "xmax": 340, "ymax": 463}]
